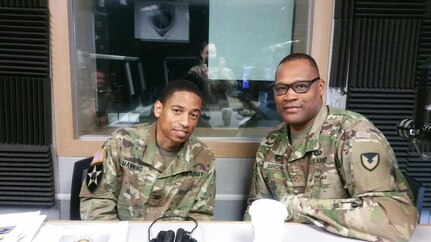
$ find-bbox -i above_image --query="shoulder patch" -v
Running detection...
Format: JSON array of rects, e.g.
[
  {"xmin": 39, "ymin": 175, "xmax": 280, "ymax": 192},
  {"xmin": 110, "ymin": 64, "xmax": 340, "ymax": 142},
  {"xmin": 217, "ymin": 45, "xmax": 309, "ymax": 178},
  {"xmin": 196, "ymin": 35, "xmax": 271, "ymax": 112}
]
[
  {"xmin": 352, "ymin": 141, "xmax": 393, "ymax": 193},
  {"xmin": 91, "ymin": 148, "xmax": 105, "ymax": 165},
  {"xmin": 361, "ymin": 152, "xmax": 380, "ymax": 171},
  {"xmin": 86, "ymin": 163, "xmax": 103, "ymax": 193}
]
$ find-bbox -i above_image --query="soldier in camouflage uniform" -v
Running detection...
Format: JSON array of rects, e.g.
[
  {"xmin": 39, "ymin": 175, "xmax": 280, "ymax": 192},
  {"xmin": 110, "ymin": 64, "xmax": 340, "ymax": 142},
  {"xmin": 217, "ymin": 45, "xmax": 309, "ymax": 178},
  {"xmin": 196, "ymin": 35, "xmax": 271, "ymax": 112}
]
[
  {"xmin": 80, "ymin": 79, "xmax": 216, "ymax": 221},
  {"xmin": 244, "ymin": 53, "xmax": 418, "ymax": 242}
]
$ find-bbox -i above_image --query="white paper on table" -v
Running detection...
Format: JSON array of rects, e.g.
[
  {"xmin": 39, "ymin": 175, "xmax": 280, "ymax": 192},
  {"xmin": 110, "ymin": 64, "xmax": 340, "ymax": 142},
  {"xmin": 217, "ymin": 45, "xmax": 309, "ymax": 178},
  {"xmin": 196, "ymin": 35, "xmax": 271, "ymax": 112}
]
[
  {"xmin": 0, "ymin": 211, "xmax": 46, "ymax": 242},
  {"xmin": 33, "ymin": 221, "xmax": 129, "ymax": 242}
]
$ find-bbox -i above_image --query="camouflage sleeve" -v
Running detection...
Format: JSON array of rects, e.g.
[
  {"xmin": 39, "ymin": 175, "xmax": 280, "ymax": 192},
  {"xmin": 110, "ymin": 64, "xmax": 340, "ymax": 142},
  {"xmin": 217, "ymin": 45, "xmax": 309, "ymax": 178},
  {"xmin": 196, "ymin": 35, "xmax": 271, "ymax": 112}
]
[
  {"xmin": 244, "ymin": 141, "xmax": 274, "ymax": 221},
  {"xmin": 187, "ymin": 151, "xmax": 216, "ymax": 221},
  {"xmin": 188, "ymin": 167, "xmax": 216, "ymax": 221},
  {"xmin": 283, "ymin": 126, "xmax": 419, "ymax": 242},
  {"xmin": 79, "ymin": 136, "xmax": 122, "ymax": 221}
]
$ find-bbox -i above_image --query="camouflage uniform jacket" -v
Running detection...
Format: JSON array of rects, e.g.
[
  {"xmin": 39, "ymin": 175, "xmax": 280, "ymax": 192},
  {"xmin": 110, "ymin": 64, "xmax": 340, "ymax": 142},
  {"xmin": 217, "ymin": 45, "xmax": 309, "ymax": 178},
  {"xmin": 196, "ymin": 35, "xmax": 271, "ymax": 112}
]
[
  {"xmin": 246, "ymin": 105, "xmax": 418, "ymax": 242},
  {"xmin": 80, "ymin": 121, "xmax": 216, "ymax": 221}
]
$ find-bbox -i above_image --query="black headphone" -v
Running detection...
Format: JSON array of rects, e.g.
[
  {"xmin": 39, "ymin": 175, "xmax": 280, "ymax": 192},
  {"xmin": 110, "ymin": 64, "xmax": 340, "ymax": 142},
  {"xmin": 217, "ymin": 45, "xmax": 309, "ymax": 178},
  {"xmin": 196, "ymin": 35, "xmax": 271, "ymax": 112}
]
[{"xmin": 148, "ymin": 215, "xmax": 198, "ymax": 242}]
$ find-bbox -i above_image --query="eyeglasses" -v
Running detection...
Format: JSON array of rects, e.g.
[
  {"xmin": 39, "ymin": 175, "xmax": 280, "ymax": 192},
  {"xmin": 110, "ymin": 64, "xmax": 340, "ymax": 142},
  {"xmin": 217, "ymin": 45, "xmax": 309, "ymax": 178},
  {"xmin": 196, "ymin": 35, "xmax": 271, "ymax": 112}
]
[{"xmin": 271, "ymin": 77, "xmax": 320, "ymax": 95}]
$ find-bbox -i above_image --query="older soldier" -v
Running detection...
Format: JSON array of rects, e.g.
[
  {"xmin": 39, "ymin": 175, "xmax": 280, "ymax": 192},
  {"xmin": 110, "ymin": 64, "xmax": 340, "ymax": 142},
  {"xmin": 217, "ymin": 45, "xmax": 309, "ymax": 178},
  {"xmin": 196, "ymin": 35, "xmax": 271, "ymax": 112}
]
[
  {"xmin": 80, "ymin": 79, "xmax": 216, "ymax": 221},
  {"xmin": 245, "ymin": 53, "xmax": 418, "ymax": 241}
]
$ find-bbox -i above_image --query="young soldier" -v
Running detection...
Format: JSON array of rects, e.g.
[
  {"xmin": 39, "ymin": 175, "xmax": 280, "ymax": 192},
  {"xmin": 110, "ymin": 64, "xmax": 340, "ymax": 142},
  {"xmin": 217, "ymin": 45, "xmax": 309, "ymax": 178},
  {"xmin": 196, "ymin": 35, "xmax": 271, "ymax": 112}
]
[{"xmin": 80, "ymin": 79, "xmax": 215, "ymax": 221}]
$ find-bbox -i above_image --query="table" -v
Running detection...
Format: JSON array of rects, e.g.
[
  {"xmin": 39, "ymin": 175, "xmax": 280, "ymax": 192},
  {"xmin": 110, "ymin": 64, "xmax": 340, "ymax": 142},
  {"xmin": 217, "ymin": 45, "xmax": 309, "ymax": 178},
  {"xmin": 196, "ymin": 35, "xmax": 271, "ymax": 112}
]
[{"xmin": 33, "ymin": 221, "xmax": 431, "ymax": 242}]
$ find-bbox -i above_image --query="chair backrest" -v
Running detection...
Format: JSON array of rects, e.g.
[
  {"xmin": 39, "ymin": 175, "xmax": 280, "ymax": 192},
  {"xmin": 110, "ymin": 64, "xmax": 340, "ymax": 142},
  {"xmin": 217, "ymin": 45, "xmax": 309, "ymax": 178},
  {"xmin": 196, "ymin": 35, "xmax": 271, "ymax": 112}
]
[
  {"xmin": 403, "ymin": 173, "xmax": 425, "ymax": 221},
  {"xmin": 70, "ymin": 157, "xmax": 93, "ymax": 220}
]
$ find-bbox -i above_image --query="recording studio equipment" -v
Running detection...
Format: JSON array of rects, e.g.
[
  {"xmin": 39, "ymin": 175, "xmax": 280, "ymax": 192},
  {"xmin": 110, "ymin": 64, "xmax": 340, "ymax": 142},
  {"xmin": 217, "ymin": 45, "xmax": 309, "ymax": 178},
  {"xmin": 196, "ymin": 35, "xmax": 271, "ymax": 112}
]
[
  {"xmin": 397, "ymin": 118, "xmax": 431, "ymax": 143},
  {"xmin": 148, "ymin": 215, "xmax": 198, "ymax": 242},
  {"xmin": 396, "ymin": 57, "xmax": 431, "ymax": 160},
  {"xmin": 397, "ymin": 118, "xmax": 431, "ymax": 160}
]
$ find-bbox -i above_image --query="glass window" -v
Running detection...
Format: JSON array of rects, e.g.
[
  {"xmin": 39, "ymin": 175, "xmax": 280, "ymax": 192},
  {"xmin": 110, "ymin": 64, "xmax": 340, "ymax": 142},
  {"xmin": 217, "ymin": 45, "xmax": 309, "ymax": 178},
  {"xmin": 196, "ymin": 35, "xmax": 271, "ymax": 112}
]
[{"xmin": 71, "ymin": 0, "xmax": 311, "ymax": 139}]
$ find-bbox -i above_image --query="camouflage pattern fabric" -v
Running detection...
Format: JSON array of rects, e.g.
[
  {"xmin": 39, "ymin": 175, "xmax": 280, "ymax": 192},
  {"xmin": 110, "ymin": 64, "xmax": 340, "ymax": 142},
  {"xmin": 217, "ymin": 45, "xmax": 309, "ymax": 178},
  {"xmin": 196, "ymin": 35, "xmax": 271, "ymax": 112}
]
[
  {"xmin": 245, "ymin": 105, "xmax": 418, "ymax": 242},
  {"xmin": 80, "ymin": 121, "xmax": 216, "ymax": 221}
]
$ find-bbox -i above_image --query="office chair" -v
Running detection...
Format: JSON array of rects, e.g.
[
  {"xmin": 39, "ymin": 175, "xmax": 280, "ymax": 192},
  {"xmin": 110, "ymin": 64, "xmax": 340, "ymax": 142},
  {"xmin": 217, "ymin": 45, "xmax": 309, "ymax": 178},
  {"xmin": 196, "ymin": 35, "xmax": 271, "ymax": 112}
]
[
  {"xmin": 69, "ymin": 157, "xmax": 93, "ymax": 220},
  {"xmin": 403, "ymin": 173, "xmax": 426, "ymax": 222}
]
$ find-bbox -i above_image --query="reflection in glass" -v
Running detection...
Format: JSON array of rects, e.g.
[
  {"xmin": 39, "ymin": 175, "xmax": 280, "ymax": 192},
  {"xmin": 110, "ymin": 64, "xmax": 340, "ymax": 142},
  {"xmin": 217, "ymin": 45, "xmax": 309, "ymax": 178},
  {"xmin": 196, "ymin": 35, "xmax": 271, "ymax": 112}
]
[{"xmin": 72, "ymin": 0, "xmax": 310, "ymax": 138}]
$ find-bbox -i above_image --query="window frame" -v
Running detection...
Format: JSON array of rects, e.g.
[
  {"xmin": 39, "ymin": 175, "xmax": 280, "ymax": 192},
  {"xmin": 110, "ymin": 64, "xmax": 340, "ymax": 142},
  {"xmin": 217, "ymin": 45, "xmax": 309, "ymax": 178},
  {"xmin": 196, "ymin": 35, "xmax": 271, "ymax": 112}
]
[{"xmin": 50, "ymin": 0, "xmax": 333, "ymax": 158}]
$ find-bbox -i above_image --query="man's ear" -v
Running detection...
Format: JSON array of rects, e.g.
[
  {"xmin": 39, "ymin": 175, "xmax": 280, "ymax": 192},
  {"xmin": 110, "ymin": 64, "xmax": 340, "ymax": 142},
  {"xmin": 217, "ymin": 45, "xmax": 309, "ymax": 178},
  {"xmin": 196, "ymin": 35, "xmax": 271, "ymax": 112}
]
[
  {"xmin": 318, "ymin": 78, "xmax": 326, "ymax": 96},
  {"xmin": 153, "ymin": 100, "xmax": 163, "ymax": 118}
]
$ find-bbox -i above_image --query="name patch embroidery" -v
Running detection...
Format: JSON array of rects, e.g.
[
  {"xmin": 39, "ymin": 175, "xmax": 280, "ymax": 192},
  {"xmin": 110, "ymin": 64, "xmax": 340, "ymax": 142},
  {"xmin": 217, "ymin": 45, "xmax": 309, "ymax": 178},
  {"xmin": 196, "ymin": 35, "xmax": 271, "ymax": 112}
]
[
  {"xmin": 121, "ymin": 160, "xmax": 144, "ymax": 172},
  {"xmin": 263, "ymin": 162, "xmax": 284, "ymax": 171},
  {"xmin": 360, "ymin": 152, "xmax": 380, "ymax": 171}
]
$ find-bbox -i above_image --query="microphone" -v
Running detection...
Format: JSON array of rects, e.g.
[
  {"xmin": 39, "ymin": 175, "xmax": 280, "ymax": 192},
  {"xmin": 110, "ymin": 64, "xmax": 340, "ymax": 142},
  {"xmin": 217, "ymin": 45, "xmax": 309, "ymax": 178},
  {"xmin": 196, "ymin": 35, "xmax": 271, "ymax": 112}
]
[{"xmin": 397, "ymin": 118, "xmax": 431, "ymax": 143}]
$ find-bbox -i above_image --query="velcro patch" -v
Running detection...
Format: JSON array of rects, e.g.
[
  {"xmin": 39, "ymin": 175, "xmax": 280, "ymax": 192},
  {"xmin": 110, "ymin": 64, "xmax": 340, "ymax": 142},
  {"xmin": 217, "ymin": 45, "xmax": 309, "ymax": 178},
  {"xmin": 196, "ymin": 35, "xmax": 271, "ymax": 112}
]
[
  {"xmin": 120, "ymin": 159, "xmax": 144, "ymax": 172},
  {"xmin": 91, "ymin": 148, "xmax": 105, "ymax": 165},
  {"xmin": 263, "ymin": 161, "xmax": 284, "ymax": 171},
  {"xmin": 360, "ymin": 152, "xmax": 379, "ymax": 171},
  {"xmin": 352, "ymin": 141, "xmax": 393, "ymax": 193},
  {"xmin": 86, "ymin": 163, "xmax": 103, "ymax": 193}
]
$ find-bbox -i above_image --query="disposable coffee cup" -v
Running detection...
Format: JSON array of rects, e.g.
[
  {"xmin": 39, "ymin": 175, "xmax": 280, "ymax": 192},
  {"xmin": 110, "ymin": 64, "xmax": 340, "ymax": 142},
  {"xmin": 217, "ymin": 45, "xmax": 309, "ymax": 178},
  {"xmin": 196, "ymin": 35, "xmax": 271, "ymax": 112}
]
[
  {"xmin": 248, "ymin": 199, "xmax": 288, "ymax": 242},
  {"xmin": 221, "ymin": 107, "xmax": 232, "ymax": 126}
]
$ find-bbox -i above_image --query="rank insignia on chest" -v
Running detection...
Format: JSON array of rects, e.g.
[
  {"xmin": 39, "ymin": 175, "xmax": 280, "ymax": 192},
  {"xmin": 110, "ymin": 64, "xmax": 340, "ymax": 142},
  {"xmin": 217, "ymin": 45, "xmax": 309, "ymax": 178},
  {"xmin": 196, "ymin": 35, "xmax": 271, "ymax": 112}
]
[
  {"xmin": 86, "ymin": 163, "xmax": 104, "ymax": 193},
  {"xmin": 360, "ymin": 152, "xmax": 379, "ymax": 171},
  {"xmin": 275, "ymin": 155, "xmax": 284, "ymax": 163}
]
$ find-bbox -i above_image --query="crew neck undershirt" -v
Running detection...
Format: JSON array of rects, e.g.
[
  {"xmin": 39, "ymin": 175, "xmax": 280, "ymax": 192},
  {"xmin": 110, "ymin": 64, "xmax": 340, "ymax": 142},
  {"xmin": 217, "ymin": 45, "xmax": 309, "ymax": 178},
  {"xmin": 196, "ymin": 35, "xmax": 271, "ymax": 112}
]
[
  {"xmin": 290, "ymin": 123, "xmax": 312, "ymax": 147},
  {"xmin": 157, "ymin": 145, "xmax": 181, "ymax": 166}
]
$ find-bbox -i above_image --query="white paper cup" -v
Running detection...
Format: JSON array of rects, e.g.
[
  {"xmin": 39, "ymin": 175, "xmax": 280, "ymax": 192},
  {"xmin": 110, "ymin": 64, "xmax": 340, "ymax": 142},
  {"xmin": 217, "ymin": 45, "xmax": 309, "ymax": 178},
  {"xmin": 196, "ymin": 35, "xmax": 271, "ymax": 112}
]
[
  {"xmin": 221, "ymin": 108, "xmax": 232, "ymax": 126},
  {"xmin": 248, "ymin": 199, "xmax": 288, "ymax": 242}
]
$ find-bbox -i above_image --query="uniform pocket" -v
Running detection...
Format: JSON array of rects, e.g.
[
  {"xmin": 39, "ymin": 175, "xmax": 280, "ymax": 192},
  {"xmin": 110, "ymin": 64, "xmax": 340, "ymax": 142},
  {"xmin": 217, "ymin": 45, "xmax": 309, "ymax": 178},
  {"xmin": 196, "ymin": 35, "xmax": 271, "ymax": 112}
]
[
  {"xmin": 148, "ymin": 189, "xmax": 166, "ymax": 206},
  {"xmin": 308, "ymin": 155, "xmax": 347, "ymax": 198},
  {"xmin": 178, "ymin": 177, "xmax": 194, "ymax": 195}
]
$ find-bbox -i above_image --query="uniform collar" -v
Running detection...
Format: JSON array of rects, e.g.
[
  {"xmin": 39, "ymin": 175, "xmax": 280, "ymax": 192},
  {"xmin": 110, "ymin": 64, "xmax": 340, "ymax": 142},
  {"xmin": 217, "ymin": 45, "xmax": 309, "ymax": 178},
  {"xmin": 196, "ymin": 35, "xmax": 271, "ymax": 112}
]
[
  {"xmin": 273, "ymin": 105, "xmax": 328, "ymax": 161},
  {"xmin": 308, "ymin": 104, "xmax": 328, "ymax": 141}
]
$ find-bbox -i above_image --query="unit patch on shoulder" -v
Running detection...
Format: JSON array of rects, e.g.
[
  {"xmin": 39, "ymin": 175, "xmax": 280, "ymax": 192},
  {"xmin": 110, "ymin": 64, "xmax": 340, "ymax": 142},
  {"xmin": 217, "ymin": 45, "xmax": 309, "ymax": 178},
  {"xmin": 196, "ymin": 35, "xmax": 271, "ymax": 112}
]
[
  {"xmin": 360, "ymin": 152, "xmax": 379, "ymax": 171},
  {"xmin": 86, "ymin": 163, "xmax": 103, "ymax": 193}
]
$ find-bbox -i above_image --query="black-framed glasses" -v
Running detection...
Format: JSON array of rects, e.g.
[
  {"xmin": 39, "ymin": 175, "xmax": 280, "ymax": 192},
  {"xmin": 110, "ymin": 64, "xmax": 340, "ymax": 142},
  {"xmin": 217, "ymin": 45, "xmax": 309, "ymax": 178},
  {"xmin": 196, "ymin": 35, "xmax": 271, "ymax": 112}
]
[{"xmin": 271, "ymin": 77, "xmax": 320, "ymax": 95}]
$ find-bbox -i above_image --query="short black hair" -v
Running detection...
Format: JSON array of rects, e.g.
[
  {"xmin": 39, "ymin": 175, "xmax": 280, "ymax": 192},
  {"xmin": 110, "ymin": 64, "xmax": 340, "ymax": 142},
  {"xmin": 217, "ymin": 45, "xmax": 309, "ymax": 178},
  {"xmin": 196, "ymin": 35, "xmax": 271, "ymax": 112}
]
[
  {"xmin": 276, "ymin": 53, "xmax": 320, "ymax": 74},
  {"xmin": 158, "ymin": 79, "xmax": 204, "ymax": 104}
]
